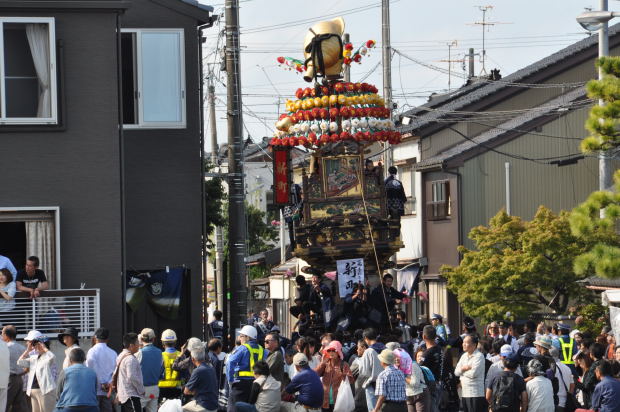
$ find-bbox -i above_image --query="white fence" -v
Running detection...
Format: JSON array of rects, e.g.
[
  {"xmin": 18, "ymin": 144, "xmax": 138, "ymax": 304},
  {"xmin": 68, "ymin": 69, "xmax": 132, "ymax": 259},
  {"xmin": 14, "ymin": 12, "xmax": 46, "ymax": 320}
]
[{"xmin": 0, "ymin": 289, "xmax": 100, "ymax": 339}]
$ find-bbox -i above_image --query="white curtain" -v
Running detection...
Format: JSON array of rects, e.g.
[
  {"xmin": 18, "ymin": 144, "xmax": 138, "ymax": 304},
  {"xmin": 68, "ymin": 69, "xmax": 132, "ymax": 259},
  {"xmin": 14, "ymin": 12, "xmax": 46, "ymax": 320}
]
[
  {"xmin": 25, "ymin": 23, "xmax": 51, "ymax": 118},
  {"xmin": 25, "ymin": 220, "xmax": 55, "ymax": 289}
]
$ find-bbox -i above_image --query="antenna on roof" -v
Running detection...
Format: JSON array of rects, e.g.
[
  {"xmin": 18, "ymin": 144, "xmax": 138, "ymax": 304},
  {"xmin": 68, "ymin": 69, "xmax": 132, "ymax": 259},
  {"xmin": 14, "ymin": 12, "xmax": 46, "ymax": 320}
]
[
  {"xmin": 467, "ymin": 5, "xmax": 511, "ymax": 75},
  {"xmin": 436, "ymin": 40, "xmax": 464, "ymax": 91}
]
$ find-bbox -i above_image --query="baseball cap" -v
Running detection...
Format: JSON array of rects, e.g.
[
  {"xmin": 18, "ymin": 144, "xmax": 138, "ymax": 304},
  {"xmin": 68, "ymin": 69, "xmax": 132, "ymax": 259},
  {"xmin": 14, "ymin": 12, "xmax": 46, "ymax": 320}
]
[
  {"xmin": 25, "ymin": 330, "xmax": 43, "ymax": 341},
  {"xmin": 293, "ymin": 353, "xmax": 308, "ymax": 366},
  {"xmin": 500, "ymin": 344, "xmax": 513, "ymax": 356},
  {"xmin": 140, "ymin": 328, "xmax": 156, "ymax": 341}
]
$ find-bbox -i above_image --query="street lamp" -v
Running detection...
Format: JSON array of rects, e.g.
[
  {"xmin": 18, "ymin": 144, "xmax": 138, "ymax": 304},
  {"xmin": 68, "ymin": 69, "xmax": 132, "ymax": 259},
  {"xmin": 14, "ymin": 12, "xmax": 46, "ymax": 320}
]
[
  {"xmin": 576, "ymin": 11, "xmax": 618, "ymax": 31},
  {"xmin": 576, "ymin": 1, "xmax": 619, "ymax": 198}
]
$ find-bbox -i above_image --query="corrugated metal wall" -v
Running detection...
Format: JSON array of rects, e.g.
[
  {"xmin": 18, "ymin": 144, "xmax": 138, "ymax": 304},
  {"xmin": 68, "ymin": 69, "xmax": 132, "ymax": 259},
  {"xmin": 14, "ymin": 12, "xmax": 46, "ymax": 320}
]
[
  {"xmin": 421, "ymin": 44, "xmax": 620, "ymax": 159},
  {"xmin": 460, "ymin": 106, "xmax": 620, "ymax": 250}
]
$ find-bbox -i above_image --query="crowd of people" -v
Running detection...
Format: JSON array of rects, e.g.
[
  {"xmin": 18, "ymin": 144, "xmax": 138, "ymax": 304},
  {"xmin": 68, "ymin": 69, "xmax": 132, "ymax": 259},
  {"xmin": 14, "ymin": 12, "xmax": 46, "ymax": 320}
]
[{"xmin": 0, "ymin": 313, "xmax": 619, "ymax": 412}]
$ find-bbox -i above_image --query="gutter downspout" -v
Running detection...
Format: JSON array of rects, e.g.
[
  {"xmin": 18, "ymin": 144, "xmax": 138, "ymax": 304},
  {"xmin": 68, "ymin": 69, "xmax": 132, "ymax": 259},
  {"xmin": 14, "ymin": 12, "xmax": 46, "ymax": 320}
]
[
  {"xmin": 198, "ymin": 16, "xmax": 216, "ymax": 341},
  {"xmin": 199, "ymin": 24, "xmax": 207, "ymax": 341},
  {"xmin": 115, "ymin": 10, "xmax": 127, "ymax": 337}
]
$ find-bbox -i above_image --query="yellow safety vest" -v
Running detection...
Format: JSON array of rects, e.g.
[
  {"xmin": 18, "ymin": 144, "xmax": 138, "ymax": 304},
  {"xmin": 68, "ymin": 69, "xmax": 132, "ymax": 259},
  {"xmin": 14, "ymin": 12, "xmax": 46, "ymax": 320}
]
[
  {"xmin": 237, "ymin": 343, "xmax": 264, "ymax": 378},
  {"xmin": 159, "ymin": 350, "xmax": 182, "ymax": 388},
  {"xmin": 559, "ymin": 337, "xmax": 575, "ymax": 365}
]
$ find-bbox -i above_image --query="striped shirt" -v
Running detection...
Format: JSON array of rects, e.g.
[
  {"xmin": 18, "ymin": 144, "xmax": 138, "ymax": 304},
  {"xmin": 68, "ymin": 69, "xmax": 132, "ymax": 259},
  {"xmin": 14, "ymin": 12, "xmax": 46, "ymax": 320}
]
[{"xmin": 375, "ymin": 365, "xmax": 406, "ymax": 402}]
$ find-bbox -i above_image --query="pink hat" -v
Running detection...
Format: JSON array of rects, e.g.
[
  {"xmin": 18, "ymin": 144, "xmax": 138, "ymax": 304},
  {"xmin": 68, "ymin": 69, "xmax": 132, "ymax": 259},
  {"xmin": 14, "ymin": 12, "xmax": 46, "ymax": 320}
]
[
  {"xmin": 323, "ymin": 340, "xmax": 344, "ymax": 360},
  {"xmin": 393, "ymin": 348, "xmax": 412, "ymax": 375}
]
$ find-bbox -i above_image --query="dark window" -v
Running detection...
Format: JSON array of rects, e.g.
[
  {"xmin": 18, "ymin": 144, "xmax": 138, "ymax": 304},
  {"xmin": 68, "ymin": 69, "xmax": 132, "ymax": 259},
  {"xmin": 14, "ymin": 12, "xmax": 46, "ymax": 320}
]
[
  {"xmin": 121, "ymin": 32, "xmax": 137, "ymax": 124},
  {"xmin": 427, "ymin": 180, "xmax": 450, "ymax": 220}
]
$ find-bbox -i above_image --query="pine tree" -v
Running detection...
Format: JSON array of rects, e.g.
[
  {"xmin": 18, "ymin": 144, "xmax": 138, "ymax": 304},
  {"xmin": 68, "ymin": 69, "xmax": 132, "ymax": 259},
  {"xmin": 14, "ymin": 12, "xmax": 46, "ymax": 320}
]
[{"xmin": 569, "ymin": 56, "xmax": 620, "ymax": 278}]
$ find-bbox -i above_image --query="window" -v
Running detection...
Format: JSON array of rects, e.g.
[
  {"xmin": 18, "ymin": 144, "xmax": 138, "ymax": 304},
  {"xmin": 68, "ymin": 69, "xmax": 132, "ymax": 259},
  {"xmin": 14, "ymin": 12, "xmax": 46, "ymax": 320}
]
[
  {"xmin": 121, "ymin": 29, "xmax": 186, "ymax": 128},
  {"xmin": 399, "ymin": 164, "xmax": 417, "ymax": 215},
  {"xmin": 0, "ymin": 17, "xmax": 57, "ymax": 124},
  {"xmin": 427, "ymin": 180, "xmax": 450, "ymax": 220}
]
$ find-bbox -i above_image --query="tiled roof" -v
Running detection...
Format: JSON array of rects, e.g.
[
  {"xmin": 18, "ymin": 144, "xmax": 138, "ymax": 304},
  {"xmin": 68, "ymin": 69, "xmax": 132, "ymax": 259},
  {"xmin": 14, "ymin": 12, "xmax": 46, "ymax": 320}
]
[
  {"xmin": 400, "ymin": 23, "xmax": 620, "ymax": 134},
  {"xmin": 413, "ymin": 87, "xmax": 587, "ymax": 171},
  {"xmin": 580, "ymin": 276, "xmax": 620, "ymax": 288}
]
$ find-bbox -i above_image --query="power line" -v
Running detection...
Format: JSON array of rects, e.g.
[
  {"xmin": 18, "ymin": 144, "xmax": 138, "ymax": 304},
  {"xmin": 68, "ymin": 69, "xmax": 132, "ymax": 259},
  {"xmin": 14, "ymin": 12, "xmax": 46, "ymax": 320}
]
[{"xmin": 241, "ymin": 0, "xmax": 400, "ymax": 34}]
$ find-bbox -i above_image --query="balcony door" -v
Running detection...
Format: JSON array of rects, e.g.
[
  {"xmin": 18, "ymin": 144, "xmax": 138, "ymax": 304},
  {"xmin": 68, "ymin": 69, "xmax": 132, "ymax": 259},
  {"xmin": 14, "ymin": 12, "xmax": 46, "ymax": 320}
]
[{"xmin": 0, "ymin": 208, "xmax": 59, "ymax": 289}]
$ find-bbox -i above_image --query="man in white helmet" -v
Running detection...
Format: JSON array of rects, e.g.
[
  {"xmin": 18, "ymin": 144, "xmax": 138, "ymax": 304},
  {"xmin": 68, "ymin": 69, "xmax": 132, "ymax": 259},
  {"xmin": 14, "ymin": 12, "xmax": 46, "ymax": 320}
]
[
  {"xmin": 225, "ymin": 325, "xmax": 268, "ymax": 412},
  {"xmin": 159, "ymin": 329, "xmax": 182, "ymax": 401}
]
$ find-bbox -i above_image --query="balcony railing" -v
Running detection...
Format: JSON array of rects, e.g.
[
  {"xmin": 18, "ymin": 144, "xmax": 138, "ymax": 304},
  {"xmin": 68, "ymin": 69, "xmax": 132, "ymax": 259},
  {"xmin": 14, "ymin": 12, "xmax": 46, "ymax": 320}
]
[{"xmin": 0, "ymin": 289, "xmax": 100, "ymax": 339}]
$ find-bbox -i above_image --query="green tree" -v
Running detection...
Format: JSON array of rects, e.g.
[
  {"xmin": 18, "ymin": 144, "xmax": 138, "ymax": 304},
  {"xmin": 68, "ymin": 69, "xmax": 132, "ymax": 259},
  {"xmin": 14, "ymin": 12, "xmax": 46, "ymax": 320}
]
[
  {"xmin": 570, "ymin": 170, "xmax": 620, "ymax": 278},
  {"xmin": 569, "ymin": 56, "xmax": 620, "ymax": 278},
  {"xmin": 442, "ymin": 206, "xmax": 599, "ymax": 322},
  {"xmin": 571, "ymin": 303, "xmax": 608, "ymax": 337},
  {"xmin": 221, "ymin": 203, "xmax": 279, "ymax": 279},
  {"xmin": 204, "ymin": 160, "xmax": 226, "ymax": 250},
  {"xmin": 582, "ymin": 57, "xmax": 620, "ymax": 153}
]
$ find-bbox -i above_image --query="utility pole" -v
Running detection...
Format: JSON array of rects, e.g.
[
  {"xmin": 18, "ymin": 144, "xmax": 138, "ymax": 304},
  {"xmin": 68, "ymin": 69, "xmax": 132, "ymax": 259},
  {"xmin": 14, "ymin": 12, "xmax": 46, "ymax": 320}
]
[
  {"xmin": 381, "ymin": 0, "xmax": 393, "ymax": 173},
  {"xmin": 208, "ymin": 80, "xmax": 225, "ymax": 313},
  {"xmin": 599, "ymin": 0, "xmax": 613, "ymax": 203},
  {"xmin": 343, "ymin": 33, "xmax": 350, "ymax": 82},
  {"xmin": 225, "ymin": 0, "xmax": 248, "ymax": 332}
]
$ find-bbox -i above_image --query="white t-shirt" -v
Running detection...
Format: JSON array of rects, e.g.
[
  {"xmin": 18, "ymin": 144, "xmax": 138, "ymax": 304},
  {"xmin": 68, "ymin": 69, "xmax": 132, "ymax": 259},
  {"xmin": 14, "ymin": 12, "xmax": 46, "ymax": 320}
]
[
  {"xmin": 554, "ymin": 360, "xmax": 573, "ymax": 408},
  {"xmin": 526, "ymin": 376, "xmax": 554, "ymax": 412}
]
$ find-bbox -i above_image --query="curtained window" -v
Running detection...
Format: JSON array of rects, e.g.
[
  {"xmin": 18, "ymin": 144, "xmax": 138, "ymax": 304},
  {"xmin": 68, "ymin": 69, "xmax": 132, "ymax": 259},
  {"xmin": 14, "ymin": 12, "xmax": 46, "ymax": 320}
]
[
  {"xmin": 0, "ymin": 210, "xmax": 57, "ymax": 289},
  {"xmin": 0, "ymin": 18, "xmax": 57, "ymax": 124}
]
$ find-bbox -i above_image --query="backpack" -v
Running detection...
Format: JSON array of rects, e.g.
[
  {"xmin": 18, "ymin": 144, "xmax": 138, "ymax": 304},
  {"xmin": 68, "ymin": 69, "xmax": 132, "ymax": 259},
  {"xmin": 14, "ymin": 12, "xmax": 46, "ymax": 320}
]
[{"xmin": 491, "ymin": 372, "xmax": 519, "ymax": 411}]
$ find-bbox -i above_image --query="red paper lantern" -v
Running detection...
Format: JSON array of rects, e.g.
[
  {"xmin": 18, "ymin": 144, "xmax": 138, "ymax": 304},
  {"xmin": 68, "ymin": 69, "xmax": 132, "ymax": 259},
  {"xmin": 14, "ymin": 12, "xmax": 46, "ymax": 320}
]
[
  {"xmin": 340, "ymin": 131, "xmax": 350, "ymax": 140},
  {"xmin": 308, "ymin": 132, "xmax": 317, "ymax": 144},
  {"xmin": 346, "ymin": 83, "xmax": 355, "ymax": 92},
  {"xmin": 320, "ymin": 134, "xmax": 330, "ymax": 144},
  {"xmin": 303, "ymin": 87, "xmax": 312, "ymax": 98},
  {"xmin": 339, "ymin": 107, "xmax": 349, "ymax": 118},
  {"xmin": 329, "ymin": 107, "xmax": 339, "ymax": 120},
  {"xmin": 344, "ymin": 43, "xmax": 354, "ymax": 51},
  {"xmin": 321, "ymin": 86, "xmax": 330, "ymax": 96},
  {"xmin": 319, "ymin": 108, "xmax": 328, "ymax": 119},
  {"xmin": 343, "ymin": 57, "xmax": 352, "ymax": 65},
  {"xmin": 311, "ymin": 108, "xmax": 321, "ymax": 120},
  {"xmin": 295, "ymin": 88, "xmax": 303, "ymax": 99},
  {"xmin": 334, "ymin": 83, "xmax": 345, "ymax": 93},
  {"xmin": 330, "ymin": 133, "xmax": 339, "ymax": 142}
]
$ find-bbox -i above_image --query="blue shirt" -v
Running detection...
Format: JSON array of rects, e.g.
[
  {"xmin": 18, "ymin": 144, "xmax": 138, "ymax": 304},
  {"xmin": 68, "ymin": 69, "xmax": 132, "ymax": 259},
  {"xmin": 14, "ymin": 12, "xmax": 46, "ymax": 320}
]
[
  {"xmin": 285, "ymin": 366, "xmax": 323, "ymax": 408},
  {"xmin": 552, "ymin": 335, "xmax": 577, "ymax": 360},
  {"xmin": 138, "ymin": 344, "xmax": 163, "ymax": 386},
  {"xmin": 186, "ymin": 362, "xmax": 219, "ymax": 411},
  {"xmin": 225, "ymin": 341, "xmax": 268, "ymax": 382},
  {"xmin": 592, "ymin": 376, "xmax": 620, "ymax": 412},
  {"xmin": 0, "ymin": 255, "xmax": 16, "ymax": 276},
  {"xmin": 375, "ymin": 365, "xmax": 407, "ymax": 402},
  {"xmin": 56, "ymin": 364, "xmax": 98, "ymax": 408}
]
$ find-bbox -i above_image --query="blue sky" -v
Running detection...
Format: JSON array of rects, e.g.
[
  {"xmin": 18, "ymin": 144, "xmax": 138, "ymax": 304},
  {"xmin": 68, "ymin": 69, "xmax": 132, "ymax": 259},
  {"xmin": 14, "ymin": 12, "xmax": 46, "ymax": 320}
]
[{"xmin": 201, "ymin": 0, "xmax": 604, "ymax": 148}]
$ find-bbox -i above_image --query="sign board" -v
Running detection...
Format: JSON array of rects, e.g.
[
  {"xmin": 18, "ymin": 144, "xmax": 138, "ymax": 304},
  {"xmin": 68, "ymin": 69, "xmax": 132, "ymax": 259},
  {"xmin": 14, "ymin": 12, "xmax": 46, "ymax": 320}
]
[
  {"xmin": 336, "ymin": 258, "xmax": 364, "ymax": 297},
  {"xmin": 273, "ymin": 148, "xmax": 290, "ymax": 205}
]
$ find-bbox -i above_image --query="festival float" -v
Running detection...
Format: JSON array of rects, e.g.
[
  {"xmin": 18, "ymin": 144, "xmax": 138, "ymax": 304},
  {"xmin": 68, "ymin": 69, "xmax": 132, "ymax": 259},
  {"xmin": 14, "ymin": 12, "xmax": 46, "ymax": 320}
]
[{"xmin": 271, "ymin": 17, "xmax": 404, "ymax": 280}]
